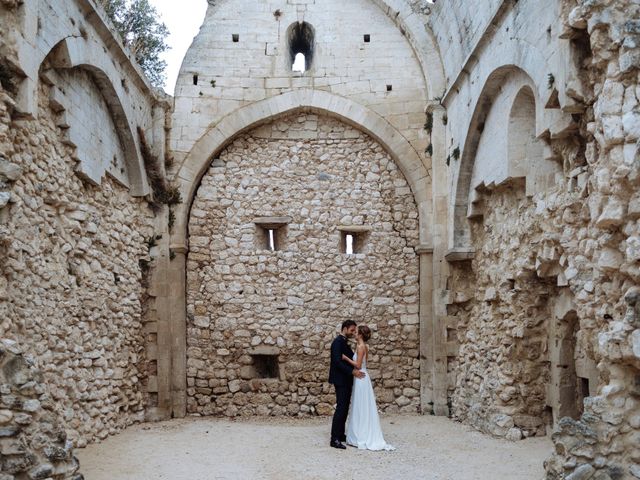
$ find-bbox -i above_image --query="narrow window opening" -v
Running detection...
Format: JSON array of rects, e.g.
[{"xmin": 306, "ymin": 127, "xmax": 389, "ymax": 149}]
[
  {"xmin": 288, "ymin": 22, "xmax": 315, "ymax": 73},
  {"xmin": 340, "ymin": 230, "xmax": 368, "ymax": 255},
  {"xmin": 268, "ymin": 228, "xmax": 276, "ymax": 251},
  {"xmin": 345, "ymin": 234, "xmax": 354, "ymax": 255},
  {"xmin": 580, "ymin": 377, "xmax": 590, "ymax": 398},
  {"xmin": 292, "ymin": 53, "xmax": 306, "ymax": 73},
  {"xmin": 232, "ymin": 34, "xmax": 239, "ymax": 43},
  {"xmin": 364, "ymin": 34, "xmax": 371, "ymax": 43},
  {"xmin": 386, "ymin": 84, "xmax": 393, "ymax": 92},
  {"xmin": 253, "ymin": 217, "xmax": 292, "ymax": 251},
  {"xmin": 193, "ymin": 74, "xmax": 198, "ymax": 85},
  {"xmin": 252, "ymin": 355, "xmax": 279, "ymax": 379}
]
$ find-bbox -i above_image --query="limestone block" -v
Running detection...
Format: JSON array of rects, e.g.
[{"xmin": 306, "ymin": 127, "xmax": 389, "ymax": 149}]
[{"xmin": 566, "ymin": 465, "xmax": 595, "ymax": 480}]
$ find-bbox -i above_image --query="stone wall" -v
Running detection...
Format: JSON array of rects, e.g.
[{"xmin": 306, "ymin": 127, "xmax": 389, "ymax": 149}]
[
  {"xmin": 0, "ymin": 81, "xmax": 157, "ymax": 446},
  {"xmin": 439, "ymin": 0, "xmax": 640, "ymax": 478},
  {"xmin": 0, "ymin": 339, "xmax": 83, "ymax": 480},
  {"xmin": 170, "ymin": 0, "xmax": 429, "ymax": 173},
  {"xmin": 186, "ymin": 112, "xmax": 420, "ymax": 417}
]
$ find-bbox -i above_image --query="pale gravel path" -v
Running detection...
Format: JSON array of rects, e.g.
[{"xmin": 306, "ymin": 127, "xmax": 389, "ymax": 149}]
[{"xmin": 77, "ymin": 415, "xmax": 550, "ymax": 480}]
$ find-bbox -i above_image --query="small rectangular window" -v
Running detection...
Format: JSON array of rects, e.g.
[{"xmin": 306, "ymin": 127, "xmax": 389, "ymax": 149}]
[
  {"xmin": 364, "ymin": 34, "xmax": 371, "ymax": 43},
  {"xmin": 345, "ymin": 234, "xmax": 354, "ymax": 254},
  {"xmin": 232, "ymin": 34, "xmax": 239, "ymax": 43},
  {"xmin": 252, "ymin": 354, "xmax": 279, "ymax": 379},
  {"xmin": 253, "ymin": 216, "xmax": 292, "ymax": 251},
  {"xmin": 267, "ymin": 228, "xmax": 276, "ymax": 251},
  {"xmin": 340, "ymin": 230, "xmax": 369, "ymax": 255},
  {"xmin": 386, "ymin": 84, "xmax": 393, "ymax": 92},
  {"xmin": 193, "ymin": 74, "xmax": 199, "ymax": 85},
  {"xmin": 256, "ymin": 226, "xmax": 282, "ymax": 251}
]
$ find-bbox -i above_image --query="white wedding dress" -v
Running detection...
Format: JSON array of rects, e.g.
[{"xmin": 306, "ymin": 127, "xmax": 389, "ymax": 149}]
[{"xmin": 346, "ymin": 351, "xmax": 395, "ymax": 451}]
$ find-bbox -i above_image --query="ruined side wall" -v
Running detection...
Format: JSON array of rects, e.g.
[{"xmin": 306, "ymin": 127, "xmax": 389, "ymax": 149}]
[
  {"xmin": 0, "ymin": 83, "xmax": 156, "ymax": 446},
  {"xmin": 439, "ymin": 0, "xmax": 640, "ymax": 477},
  {"xmin": 186, "ymin": 112, "xmax": 420, "ymax": 416},
  {"xmin": 0, "ymin": 0, "xmax": 167, "ymax": 447}
]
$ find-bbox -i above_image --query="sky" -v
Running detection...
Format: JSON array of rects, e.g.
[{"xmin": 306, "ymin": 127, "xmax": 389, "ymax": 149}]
[{"xmin": 148, "ymin": 0, "xmax": 208, "ymax": 94}]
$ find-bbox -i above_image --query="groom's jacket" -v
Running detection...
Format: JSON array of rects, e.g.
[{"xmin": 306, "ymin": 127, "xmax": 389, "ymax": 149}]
[{"xmin": 329, "ymin": 335, "xmax": 355, "ymax": 387}]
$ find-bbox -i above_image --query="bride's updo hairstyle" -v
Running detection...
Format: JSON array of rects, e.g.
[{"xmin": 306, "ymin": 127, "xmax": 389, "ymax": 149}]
[{"xmin": 358, "ymin": 325, "xmax": 371, "ymax": 342}]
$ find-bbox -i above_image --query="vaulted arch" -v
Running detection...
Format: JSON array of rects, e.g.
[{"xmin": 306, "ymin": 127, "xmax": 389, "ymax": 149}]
[
  {"xmin": 172, "ymin": 89, "xmax": 432, "ymax": 249},
  {"xmin": 164, "ymin": 89, "xmax": 434, "ymax": 418},
  {"xmin": 41, "ymin": 37, "xmax": 149, "ymax": 195}
]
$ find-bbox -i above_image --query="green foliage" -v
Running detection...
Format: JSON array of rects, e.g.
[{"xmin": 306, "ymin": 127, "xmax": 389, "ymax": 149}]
[
  {"xmin": 98, "ymin": 0, "xmax": 169, "ymax": 87},
  {"xmin": 137, "ymin": 126, "xmax": 183, "ymax": 213},
  {"xmin": 168, "ymin": 208, "xmax": 175, "ymax": 231},
  {"xmin": 424, "ymin": 111, "xmax": 433, "ymax": 133},
  {"xmin": 425, "ymin": 143, "xmax": 433, "ymax": 156}
]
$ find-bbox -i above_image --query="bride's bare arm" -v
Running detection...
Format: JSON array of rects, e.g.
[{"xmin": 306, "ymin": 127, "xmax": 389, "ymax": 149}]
[
  {"xmin": 348, "ymin": 345, "xmax": 365, "ymax": 370},
  {"xmin": 341, "ymin": 354, "xmax": 357, "ymax": 367}
]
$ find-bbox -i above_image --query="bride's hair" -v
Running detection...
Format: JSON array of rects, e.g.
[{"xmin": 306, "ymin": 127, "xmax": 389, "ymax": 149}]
[{"xmin": 358, "ymin": 325, "xmax": 371, "ymax": 342}]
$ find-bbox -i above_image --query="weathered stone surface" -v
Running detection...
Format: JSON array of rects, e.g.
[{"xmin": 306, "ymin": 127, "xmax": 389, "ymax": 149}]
[
  {"xmin": 0, "ymin": 0, "xmax": 638, "ymax": 477},
  {"xmin": 186, "ymin": 113, "xmax": 420, "ymax": 416},
  {"xmin": 0, "ymin": 343, "xmax": 83, "ymax": 479}
]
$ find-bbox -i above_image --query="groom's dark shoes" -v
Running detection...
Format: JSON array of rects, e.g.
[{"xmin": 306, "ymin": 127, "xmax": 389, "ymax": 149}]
[{"xmin": 330, "ymin": 439, "xmax": 347, "ymax": 449}]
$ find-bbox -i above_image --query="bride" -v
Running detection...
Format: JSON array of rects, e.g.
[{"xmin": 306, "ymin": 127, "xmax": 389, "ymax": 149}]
[{"xmin": 342, "ymin": 325, "xmax": 395, "ymax": 451}]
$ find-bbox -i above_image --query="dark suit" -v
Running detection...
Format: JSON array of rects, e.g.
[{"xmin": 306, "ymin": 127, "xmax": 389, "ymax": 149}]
[{"xmin": 329, "ymin": 334, "xmax": 354, "ymax": 442}]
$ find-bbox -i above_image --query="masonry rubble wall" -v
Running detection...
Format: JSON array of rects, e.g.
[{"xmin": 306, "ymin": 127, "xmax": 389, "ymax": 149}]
[
  {"xmin": 0, "ymin": 0, "xmax": 167, "ymax": 448},
  {"xmin": 1, "ymin": 0, "xmax": 640, "ymax": 477},
  {"xmin": 434, "ymin": 0, "xmax": 640, "ymax": 478},
  {"xmin": 0, "ymin": 339, "xmax": 83, "ymax": 480},
  {"xmin": 186, "ymin": 112, "xmax": 421, "ymax": 417}
]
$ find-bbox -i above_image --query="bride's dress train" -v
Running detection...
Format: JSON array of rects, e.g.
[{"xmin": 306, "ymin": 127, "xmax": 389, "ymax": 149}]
[{"xmin": 346, "ymin": 352, "xmax": 395, "ymax": 451}]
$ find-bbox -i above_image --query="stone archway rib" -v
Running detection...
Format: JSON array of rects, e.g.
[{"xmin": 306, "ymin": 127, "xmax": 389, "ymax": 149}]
[
  {"xmin": 172, "ymin": 89, "xmax": 431, "ymax": 249},
  {"xmin": 166, "ymin": 89, "xmax": 433, "ymax": 418}
]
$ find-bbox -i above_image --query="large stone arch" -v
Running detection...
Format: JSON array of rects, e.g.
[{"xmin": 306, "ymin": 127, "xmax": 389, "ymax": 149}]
[
  {"xmin": 172, "ymin": 89, "xmax": 431, "ymax": 250},
  {"xmin": 164, "ymin": 89, "xmax": 434, "ymax": 418},
  {"xmin": 41, "ymin": 37, "xmax": 149, "ymax": 195},
  {"xmin": 449, "ymin": 65, "xmax": 570, "ymax": 249}
]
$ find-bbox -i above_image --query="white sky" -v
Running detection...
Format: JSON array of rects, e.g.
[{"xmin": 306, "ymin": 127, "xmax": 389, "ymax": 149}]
[{"xmin": 148, "ymin": 0, "xmax": 208, "ymax": 94}]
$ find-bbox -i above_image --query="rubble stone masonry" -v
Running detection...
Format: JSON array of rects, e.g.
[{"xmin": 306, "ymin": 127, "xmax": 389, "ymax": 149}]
[{"xmin": 186, "ymin": 112, "xmax": 420, "ymax": 417}]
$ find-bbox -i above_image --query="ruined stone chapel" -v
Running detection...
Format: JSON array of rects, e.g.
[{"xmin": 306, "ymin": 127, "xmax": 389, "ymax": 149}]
[{"xmin": 0, "ymin": 0, "xmax": 639, "ymax": 478}]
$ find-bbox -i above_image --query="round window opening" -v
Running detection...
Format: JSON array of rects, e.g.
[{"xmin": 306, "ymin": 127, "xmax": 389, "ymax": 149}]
[{"xmin": 288, "ymin": 22, "xmax": 315, "ymax": 73}]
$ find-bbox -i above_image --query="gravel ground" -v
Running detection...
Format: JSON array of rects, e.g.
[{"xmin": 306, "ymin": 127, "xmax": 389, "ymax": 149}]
[{"xmin": 77, "ymin": 415, "xmax": 550, "ymax": 480}]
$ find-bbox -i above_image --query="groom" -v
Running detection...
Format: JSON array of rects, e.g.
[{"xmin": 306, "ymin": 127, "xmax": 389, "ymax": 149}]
[{"xmin": 328, "ymin": 320, "xmax": 365, "ymax": 449}]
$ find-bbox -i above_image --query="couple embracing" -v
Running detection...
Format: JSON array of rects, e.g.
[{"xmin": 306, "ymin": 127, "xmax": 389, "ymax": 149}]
[{"xmin": 328, "ymin": 320, "xmax": 395, "ymax": 451}]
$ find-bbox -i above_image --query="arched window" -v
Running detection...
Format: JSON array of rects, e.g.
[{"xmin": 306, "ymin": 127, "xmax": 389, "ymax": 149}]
[
  {"xmin": 288, "ymin": 22, "xmax": 314, "ymax": 73},
  {"xmin": 292, "ymin": 53, "xmax": 306, "ymax": 73}
]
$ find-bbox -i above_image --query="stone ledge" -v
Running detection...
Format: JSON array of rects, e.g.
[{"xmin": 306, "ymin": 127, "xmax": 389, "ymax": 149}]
[
  {"xmin": 445, "ymin": 248, "xmax": 475, "ymax": 262},
  {"xmin": 252, "ymin": 216, "xmax": 292, "ymax": 227},
  {"xmin": 414, "ymin": 244, "xmax": 434, "ymax": 254},
  {"xmin": 336, "ymin": 225, "xmax": 372, "ymax": 232}
]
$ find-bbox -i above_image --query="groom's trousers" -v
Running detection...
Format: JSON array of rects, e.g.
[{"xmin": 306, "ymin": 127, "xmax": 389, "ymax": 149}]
[{"xmin": 331, "ymin": 384, "xmax": 353, "ymax": 441}]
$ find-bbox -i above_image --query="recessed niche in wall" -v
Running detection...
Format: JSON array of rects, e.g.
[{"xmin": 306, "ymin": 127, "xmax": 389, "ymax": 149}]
[
  {"xmin": 232, "ymin": 34, "xmax": 239, "ymax": 43},
  {"xmin": 338, "ymin": 225, "xmax": 371, "ymax": 254},
  {"xmin": 386, "ymin": 84, "xmax": 393, "ymax": 92},
  {"xmin": 364, "ymin": 34, "xmax": 371, "ymax": 43},
  {"xmin": 248, "ymin": 347, "xmax": 281, "ymax": 380},
  {"xmin": 253, "ymin": 216, "xmax": 292, "ymax": 251},
  {"xmin": 252, "ymin": 355, "xmax": 279, "ymax": 379}
]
